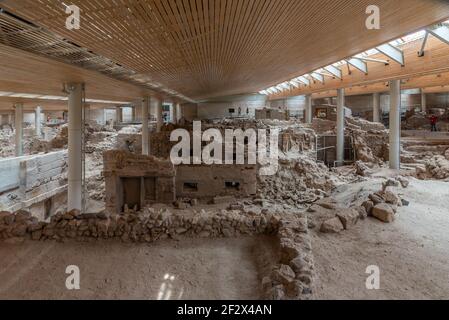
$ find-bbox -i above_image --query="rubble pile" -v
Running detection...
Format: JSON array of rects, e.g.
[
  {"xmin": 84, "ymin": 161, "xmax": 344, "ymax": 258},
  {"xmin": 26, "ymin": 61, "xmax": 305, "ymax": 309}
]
[
  {"xmin": 85, "ymin": 128, "xmax": 119, "ymax": 202},
  {"xmin": 310, "ymin": 118, "xmax": 335, "ymax": 134},
  {"xmin": 0, "ymin": 127, "xmax": 15, "ymax": 157},
  {"xmin": 345, "ymin": 117, "xmax": 388, "ymax": 163},
  {"xmin": 309, "ymin": 117, "xmax": 388, "ymax": 164},
  {"xmin": 24, "ymin": 137, "xmax": 51, "ymax": 154},
  {"xmin": 416, "ymin": 155, "xmax": 449, "ymax": 180},
  {"xmin": 404, "ymin": 112, "xmax": 429, "ymax": 130},
  {"xmin": 280, "ymin": 127, "xmax": 316, "ymax": 153},
  {"xmin": 317, "ymin": 178, "xmax": 409, "ymax": 233},
  {"xmin": 257, "ymin": 156, "xmax": 344, "ymax": 206},
  {"xmin": 49, "ymin": 124, "xmax": 68, "ymax": 149}
]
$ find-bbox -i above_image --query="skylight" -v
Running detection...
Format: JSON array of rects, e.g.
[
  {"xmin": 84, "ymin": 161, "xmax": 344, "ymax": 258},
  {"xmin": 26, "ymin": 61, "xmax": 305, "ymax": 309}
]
[{"xmin": 259, "ymin": 22, "xmax": 438, "ymax": 95}]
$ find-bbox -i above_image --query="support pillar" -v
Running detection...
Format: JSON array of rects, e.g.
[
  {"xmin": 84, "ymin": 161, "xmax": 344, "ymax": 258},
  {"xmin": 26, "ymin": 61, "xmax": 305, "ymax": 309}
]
[
  {"xmin": 336, "ymin": 88, "xmax": 345, "ymax": 166},
  {"xmin": 115, "ymin": 106, "xmax": 122, "ymax": 124},
  {"xmin": 131, "ymin": 106, "xmax": 137, "ymax": 122},
  {"xmin": 84, "ymin": 104, "xmax": 91, "ymax": 122},
  {"xmin": 8, "ymin": 113, "xmax": 12, "ymax": 125},
  {"xmin": 171, "ymin": 102, "xmax": 178, "ymax": 124},
  {"xmin": 421, "ymin": 89, "xmax": 427, "ymax": 114},
  {"xmin": 304, "ymin": 95, "xmax": 312, "ymax": 123},
  {"xmin": 102, "ymin": 108, "xmax": 106, "ymax": 125},
  {"xmin": 389, "ymin": 80, "xmax": 401, "ymax": 170},
  {"xmin": 14, "ymin": 103, "xmax": 23, "ymax": 157},
  {"xmin": 176, "ymin": 103, "xmax": 182, "ymax": 122},
  {"xmin": 156, "ymin": 99, "xmax": 163, "ymax": 132},
  {"xmin": 373, "ymin": 93, "xmax": 381, "ymax": 123},
  {"xmin": 0, "ymin": 114, "xmax": 2, "ymax": 125},
  {"xmin": 68, "ymin": 83, "xmax": 84, "ymax": 211},
  {"xmin": 142, "ymin": 97, "xmax": 150, "ymax": 155},
  {"xmin": 35, "ymin": 106, "xmax": 42, "ymax": 137}
]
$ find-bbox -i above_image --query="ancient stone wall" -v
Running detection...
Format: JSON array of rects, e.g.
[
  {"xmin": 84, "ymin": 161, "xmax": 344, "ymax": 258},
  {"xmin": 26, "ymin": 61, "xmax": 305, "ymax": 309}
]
[
  {"xmin": 0, "ymin": 206, "xmax": 314, "ymax": 300},
  {"xmin": 103, "ymin": 151, "xmax": 175, "ymax": 213},
  {"xmin": 255, "ymin": 108, "xmax": 289, "ymax": 121},
  {"xmin": 176, "ymin": 164, "xmax": 257, "ymax": 199}
]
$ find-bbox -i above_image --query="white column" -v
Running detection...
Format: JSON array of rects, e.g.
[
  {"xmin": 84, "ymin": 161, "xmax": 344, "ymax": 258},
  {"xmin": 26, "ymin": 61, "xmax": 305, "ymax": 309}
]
[
  {"xmin": 336, "ymin": 88, "xmax": 345, "ymax": 166},
  {"xmin": 84, "ymin": 104, "xmax": 91, "ymax": 122},
  {"xmin": 14, "ymin": 103, "xmax": 24, "ymax": 157},
  {"xmin": 8, "ymin": 113, "xmax": 12, "ymax": 125},
  {"xmin": 389, "ymin": 80, "xmax": 401, "ymax": 170},
  {"xmin": 0, "ymin": 114, "xmax": 2, "ymax": 125},
  {"xmin": 421, "ymin": 89, "xmax": 426, "ymax": 114},
  {"xmin": 373, "ymin": 93, "xmax": 380, "ymax": 123},
  {"xmin": 304, "ymin": 94, "xmax": 312, "ymax": 123},
  {"xmin": 103, "ymin": 108, "xmax": 106, "ymax": 125},
  {"xmin": 156, "ymin": 98, "xmax": 163, "ymax": 132},
  {"xmin": 176, "ymin": 103, "xmax": 182, "ymax": 122},
  {"xmin": 142, "ymin": 97, "xmax": 150, "ymax": 155},
  {"xmin": 171, "ymin": 102, "xmax": 178, "ymax": 124},
  {"xmin": 68, "ymin": 83, "xmax": 84, "ymax": 211},
  {"xmin": 131, "ymin": 106, "xmax": 136, "ymax": 122},
  {"xmin": 115, "ymin": 106, "xmax": 122, "ymax": 124},
  {"xmin": 35, "ymin": 106, "xmax": 42, "ymax": 137}
]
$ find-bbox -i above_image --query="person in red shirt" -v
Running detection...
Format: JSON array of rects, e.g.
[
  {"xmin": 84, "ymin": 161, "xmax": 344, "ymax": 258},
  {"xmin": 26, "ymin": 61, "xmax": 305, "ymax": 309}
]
[{"xmin": 430, "ymin": 115, "xmax": 438, "ymax": 132}]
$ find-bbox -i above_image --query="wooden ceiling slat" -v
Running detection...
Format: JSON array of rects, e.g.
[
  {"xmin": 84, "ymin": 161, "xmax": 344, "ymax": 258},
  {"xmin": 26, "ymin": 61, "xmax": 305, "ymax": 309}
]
[{"xmin": 1, "ymin": 0, "xmax": 449, "ymax": 100}]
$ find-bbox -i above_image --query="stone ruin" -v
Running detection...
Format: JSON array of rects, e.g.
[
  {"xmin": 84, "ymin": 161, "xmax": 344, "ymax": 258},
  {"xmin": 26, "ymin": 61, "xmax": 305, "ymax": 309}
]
[
  {"xmin": 0, "ymin": 203, "xmax": 315, "ymax": 300},
  {"xmin": 103, "ymin": 150, "xmax": 258, "ymax": 214},
  {"xmin": 104, "ymin": 150, "xmax": 176, "ymax": 213}
]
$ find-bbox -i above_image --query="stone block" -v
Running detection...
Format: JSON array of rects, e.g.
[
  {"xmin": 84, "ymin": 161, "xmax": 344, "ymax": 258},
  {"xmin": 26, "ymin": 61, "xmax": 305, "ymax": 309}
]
[
  {"xmin": 372, "ymin": 203, "xmax": 395, "ymax": 223},
  {"xmin": 320, "ymin": 217, "xmax": 344, "ymax": 233}
]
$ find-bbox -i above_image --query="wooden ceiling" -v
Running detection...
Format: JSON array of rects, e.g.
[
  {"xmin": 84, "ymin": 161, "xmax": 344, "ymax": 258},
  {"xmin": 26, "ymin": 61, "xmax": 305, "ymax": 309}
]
[
  {"xmin": 2, "ymin": 0, "xmax": 449, "ymax": 101},
  {"xmin": 0, "ymin": 43, "xmax": 150, "ymax": 102}
]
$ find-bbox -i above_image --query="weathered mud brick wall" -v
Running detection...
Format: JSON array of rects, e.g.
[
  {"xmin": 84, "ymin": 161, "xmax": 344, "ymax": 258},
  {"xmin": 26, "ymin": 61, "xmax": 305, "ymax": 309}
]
[
  {"xmin": 176, "ymin": 164, "xmax": 257, "ymax": 199},
  {"xmin": 256, "ymin": 108, "xmax": 288, "ymax": 120},
  {"xmin": 103, "ymin": 151, "xmax": 175, "ymax": 214},
  {"xmin": 116, "ymin": 130, "xmax": 187, "ymax": 159}
]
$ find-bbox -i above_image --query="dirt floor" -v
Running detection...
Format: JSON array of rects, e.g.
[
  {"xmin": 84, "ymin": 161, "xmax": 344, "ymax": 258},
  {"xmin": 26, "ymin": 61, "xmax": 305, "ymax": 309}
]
[
  {"xmin": 0, "ymin": 236, "xmax": 278, "ymax": 300},
  {"xmin": 312, "ymin": 177, "xmax": 449, "ymax": 299}
]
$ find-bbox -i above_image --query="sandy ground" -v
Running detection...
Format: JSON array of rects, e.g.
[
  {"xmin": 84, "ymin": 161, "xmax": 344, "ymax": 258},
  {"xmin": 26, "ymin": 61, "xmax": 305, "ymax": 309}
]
[
  {"xmin": 0, "ymin": 236, "xmax": 277, "ymax": 300},
  {"xmin": 312, "ymin": 177, "xmax": 449, "ymax": 299}
]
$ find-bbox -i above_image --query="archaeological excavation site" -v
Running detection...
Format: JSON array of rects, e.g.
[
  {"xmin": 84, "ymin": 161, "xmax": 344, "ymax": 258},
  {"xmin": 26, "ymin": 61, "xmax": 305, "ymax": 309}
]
[{"xmin": 1, "ymin": 0, "xmax": 449, "ymax": 306}]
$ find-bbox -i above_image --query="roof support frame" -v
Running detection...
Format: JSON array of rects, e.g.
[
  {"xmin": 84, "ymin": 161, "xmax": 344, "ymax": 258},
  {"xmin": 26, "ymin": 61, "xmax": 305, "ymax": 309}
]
[
  {"xmin": 296, "ymin": 76, "xmax": 310, "ymax": 86},
  {"xmin": 427, "ymin": 25, "xmax": 449, "ymax": 46},
  {"xmin": 357, "ymin": 56, "xmax": 389, "ymax": 65},
  {"xmin": 345, "ymin": 58, "xmax": 368, "ymax": 74},
  {"xmin": 310, "ymin": 72, "xmax": 324, "ymax": 83},
  {"xmin": 418, "ymin": 31, "xmax": 429, "ymax": 57},
  {"xmin": 316, "ymin": 71, "xmax": 335, "ymax": 78},
  {"xmin": 324, "ymin": 65, "xmax": 343, "ymax": 79},
  {"xmin": 289, "ymin": 80, "xmax": 300, "ymax": 88},
  {"xmin": 376, "ymin": 43, "xmax": 405, "ymax": 66}
]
